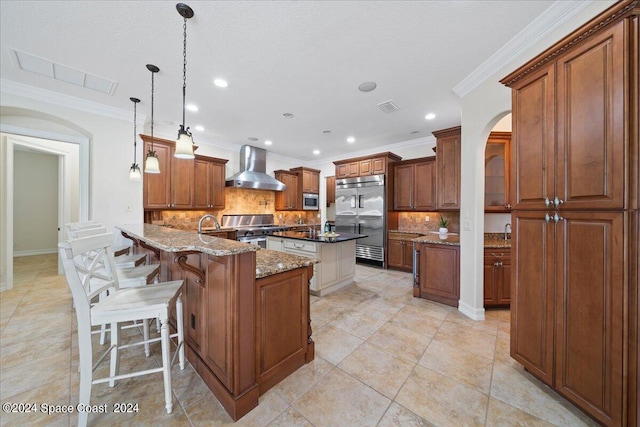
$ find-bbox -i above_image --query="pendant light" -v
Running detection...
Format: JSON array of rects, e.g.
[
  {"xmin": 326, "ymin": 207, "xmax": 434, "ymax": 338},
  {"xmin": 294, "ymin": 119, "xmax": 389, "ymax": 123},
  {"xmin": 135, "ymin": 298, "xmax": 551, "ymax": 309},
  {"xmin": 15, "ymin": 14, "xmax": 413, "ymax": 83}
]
[
  {"xmin": 174, "ymin": 3, "xmax": 195, "ymax": 159},
  {"xmin": 128, "ymin": 97, "xmax": 142, "ymax": 180},
  {"xmin": 144, "ymin": 64, "xmax": 161, "ymax": 173}
]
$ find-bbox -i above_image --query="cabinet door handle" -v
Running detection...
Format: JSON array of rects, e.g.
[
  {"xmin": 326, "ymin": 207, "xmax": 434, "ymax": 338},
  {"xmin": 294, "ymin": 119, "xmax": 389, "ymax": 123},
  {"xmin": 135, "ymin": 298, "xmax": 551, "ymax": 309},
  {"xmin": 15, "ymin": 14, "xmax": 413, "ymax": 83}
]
[
  {"xmin": 505, "ymin": 204, "xmax": 512, "ymax": 209},
  {"xmin": 545, "ymin": 213, "xmax": 551, "ymax": 223},
  {"xmin": 544, "ymin": 197, "xmax": 551, "ymax": 208},
  {"xmin": 553, "ymin": 213, "xmax": 563, "ymax": 223},
  {"xmin": 553, "ymin": 196, "xmax": 564, "ymax": 208}
]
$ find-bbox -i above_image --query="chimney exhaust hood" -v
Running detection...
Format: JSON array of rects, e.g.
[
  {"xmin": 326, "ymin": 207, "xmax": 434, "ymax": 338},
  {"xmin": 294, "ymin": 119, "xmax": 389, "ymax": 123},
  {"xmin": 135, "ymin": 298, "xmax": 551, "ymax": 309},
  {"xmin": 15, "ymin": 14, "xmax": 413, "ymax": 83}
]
[{"xmin": 225, "ymin": 145, "xmax": 286, "ymax": 191}]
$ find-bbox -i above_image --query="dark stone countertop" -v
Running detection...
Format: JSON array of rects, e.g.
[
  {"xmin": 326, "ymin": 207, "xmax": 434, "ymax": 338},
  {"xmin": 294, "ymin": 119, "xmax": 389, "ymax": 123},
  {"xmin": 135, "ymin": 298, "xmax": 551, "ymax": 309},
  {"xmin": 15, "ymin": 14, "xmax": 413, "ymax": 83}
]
[{"xmin": 271, "ymin": 231, "xmax": 366, "ymax": 243}]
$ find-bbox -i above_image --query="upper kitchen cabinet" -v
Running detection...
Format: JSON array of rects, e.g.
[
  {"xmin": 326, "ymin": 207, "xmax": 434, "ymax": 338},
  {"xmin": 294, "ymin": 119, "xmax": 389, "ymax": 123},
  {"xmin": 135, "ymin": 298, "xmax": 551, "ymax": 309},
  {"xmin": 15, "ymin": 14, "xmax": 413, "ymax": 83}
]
[
  {"xmin": 334, "ymin": 152, "xmax": 401, "ymax": 179},
  {"xmin": 325, "ymin": 176, "xmax": 335, "ymax": 206},
  {"xmin": 274, "ymin": 170, "xmax": 299, "ymax": 210},
  {"xmin": 142, "ymin": 135, "xmax": 194, "ymax": 209},
  {"xmin": 393, "ymin": 157, "xmax": 436, "ymax": 211},
  {"xmin": 194, "ymin": 155, "xmax": 228, "ymax": 210},
  {"xmin": 485, "ymin": 132, "xmax": 511, "ymax": 212},
  {"xmin": 142, "ymin": 134, "xmax": 228, "ymax": 210},
  {"xmin": 290, "ymin": 167, "xmax": 320, "ymax": 194},
  {"xmin": 433, "ymin": 126, "xmax": 461, "ymax": 211}
]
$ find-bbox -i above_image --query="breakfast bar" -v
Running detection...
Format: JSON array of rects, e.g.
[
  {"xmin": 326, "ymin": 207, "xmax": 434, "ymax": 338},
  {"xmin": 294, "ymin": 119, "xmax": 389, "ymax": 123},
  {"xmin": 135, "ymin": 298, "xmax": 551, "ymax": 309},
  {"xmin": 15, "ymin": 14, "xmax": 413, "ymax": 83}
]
[{"xmin": 117, "ymin": 224, "xmax": 318, "ymax": 421}]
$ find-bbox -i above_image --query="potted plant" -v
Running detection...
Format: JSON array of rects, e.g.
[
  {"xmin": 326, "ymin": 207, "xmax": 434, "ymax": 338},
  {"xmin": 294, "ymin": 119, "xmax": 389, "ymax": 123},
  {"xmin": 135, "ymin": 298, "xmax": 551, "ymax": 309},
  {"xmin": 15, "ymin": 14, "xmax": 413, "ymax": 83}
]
[{"xmin": 438, "ymin": 216, "xmax": 449, "ymax": 234}]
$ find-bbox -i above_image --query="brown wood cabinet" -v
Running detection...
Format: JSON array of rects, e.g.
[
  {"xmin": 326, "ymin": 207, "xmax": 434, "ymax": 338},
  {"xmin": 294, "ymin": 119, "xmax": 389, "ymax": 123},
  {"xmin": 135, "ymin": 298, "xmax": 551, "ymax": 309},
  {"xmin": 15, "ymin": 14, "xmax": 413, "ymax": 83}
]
[
  {"xmin": 433, "ymin": 126, "xmax": 461, "ymax": 211},
  {"xmin": 485, "ymin": 132, "xmax": 511, "ymax": 212},
  {"xmin": 387, "ymin": 233, "xmax": 419, "ymax": 271},
  {"xmin": 274, "ymin": 170, "xmax": 299, "ymax": 210},
  {"xmin": 290, "ymin": 167, "xmax": 320, "ymax": 194},
  {"xmin": 334, "ymin": 152, "xmax": 401, "ymax": 179},
  {"xmin": 142, "ymin": 134, "xmax": 227, "ymax": 210},
  {"xmin": 194, "ymin": 156, "xmax": 227, "ymax": 210},
  {"xmin": 393, "ymin": 157, "xmax": 436, "ymax": 211},
  {"xmin": 502, "ymin": 3, "xmax": 638, "ymax": 425},
  {"xmin": 414, "ymin": 242, "xmax": 459, "ymax": 307},
  {"xmin": 325, "ymin": 176, "xmax": 335, "ymax": 206},
  {"xmin": 483, "ymin": 248, "xmax": 510, "ymax": 307}
]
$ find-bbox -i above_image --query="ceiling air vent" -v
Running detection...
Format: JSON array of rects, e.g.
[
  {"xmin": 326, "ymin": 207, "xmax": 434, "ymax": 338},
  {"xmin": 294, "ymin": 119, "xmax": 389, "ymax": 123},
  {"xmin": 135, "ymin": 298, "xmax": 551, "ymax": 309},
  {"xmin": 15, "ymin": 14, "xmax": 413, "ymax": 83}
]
[{"xmin": 377, "ymin": 100, "xmax": 399, "ymax": 113}]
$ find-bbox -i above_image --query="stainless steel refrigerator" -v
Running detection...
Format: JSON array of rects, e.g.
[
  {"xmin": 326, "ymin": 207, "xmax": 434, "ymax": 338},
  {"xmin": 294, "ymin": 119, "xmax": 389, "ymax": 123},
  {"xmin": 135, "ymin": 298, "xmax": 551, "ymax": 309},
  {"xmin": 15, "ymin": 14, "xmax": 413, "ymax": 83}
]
[{"xmin": 335, "ymin": 174, "xmax": 385, "ymax": 265}]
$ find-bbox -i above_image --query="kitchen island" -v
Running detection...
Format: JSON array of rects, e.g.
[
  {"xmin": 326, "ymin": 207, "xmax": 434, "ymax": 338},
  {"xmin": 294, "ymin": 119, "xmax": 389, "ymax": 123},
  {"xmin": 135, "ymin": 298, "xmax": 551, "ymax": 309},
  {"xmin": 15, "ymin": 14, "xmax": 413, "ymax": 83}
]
[
  {"xmin": 117, "ymin": 224, "xmax": 318, "ymax": 421},
  {"xmin": 267, "ymin": 231, "xmax": 366, "ymax": 296}
]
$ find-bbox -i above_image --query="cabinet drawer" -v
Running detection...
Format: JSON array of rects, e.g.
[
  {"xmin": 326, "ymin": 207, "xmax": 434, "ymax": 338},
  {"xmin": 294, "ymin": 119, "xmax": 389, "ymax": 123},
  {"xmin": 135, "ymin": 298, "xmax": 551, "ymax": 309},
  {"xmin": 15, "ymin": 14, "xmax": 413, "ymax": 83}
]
[{"xmin": 283, "ymin": 240, "xmax": 317, "ymax": 253}]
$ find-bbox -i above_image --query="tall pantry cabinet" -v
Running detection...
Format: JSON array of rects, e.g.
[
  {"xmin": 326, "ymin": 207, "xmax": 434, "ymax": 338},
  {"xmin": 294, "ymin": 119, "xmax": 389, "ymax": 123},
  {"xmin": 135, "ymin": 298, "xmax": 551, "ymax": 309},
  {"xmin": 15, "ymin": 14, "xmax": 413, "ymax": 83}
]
[{"xmin": 500, "ymin": 2, "xmax": 639, "ymax": 426}]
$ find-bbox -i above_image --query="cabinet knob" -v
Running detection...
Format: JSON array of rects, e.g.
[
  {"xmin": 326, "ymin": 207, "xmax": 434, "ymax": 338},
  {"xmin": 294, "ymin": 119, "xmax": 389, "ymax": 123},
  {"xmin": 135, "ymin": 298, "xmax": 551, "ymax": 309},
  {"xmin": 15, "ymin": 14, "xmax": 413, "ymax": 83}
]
[
  {"xmin": 505, "ymin": 204, "xmax": 512, "ymax": 209},
  {"xmin": 553, "ymin": 213, "xmax": 563, "ymax": 223},
  {"xmin": 544, "ymin": 197, "xmax": 551, "ymax": 208},
  {"xmin": 553, "ymin": 196, "xmax": 564, "ymax": 208},
  {"xmin": 545, "ymin": 213, "xmax": 551, "ymax": 223}
]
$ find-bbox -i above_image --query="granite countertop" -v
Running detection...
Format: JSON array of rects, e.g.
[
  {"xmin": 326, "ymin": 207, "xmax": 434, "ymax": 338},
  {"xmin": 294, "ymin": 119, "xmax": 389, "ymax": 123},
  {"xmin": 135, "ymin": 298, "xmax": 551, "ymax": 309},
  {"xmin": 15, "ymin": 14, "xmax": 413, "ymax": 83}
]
[
  {"xmin": 388, "ymin": 230, "xmax": 426, "ymax": 240},
  {"xmin": 271, "ymin": 231, "xmax": 366, "ymax": 243},
  {"xmin": 411, "ymin": 232, "xmax": 512, "ymax": 248},
  {"xmin": 199, "ymin": 227, "xmax": 237, "ymax": 233},
  {"xmin": 117, "ymin": 224, "xmax": 258, "ymax": 256},
  {"xmin": 255, "ymin": 249, "xmax": 319, "ymax": 279}
]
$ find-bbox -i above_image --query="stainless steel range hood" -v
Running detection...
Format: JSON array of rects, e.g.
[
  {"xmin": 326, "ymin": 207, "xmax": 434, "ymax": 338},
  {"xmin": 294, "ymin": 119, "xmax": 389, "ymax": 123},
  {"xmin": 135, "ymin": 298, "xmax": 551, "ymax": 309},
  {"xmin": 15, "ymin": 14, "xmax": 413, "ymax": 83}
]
[{"xmin": 225, "ymin": 145, "xmax": 286, "ymax": 191}]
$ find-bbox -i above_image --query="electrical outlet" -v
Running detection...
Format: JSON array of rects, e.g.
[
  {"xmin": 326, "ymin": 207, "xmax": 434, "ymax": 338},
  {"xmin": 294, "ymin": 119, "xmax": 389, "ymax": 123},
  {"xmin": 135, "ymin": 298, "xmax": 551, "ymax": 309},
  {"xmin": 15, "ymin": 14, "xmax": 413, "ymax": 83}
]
[
  {"xmin": 463, "ymin": 220, "xmax": 471, "ymax": 231},
  {"xmin": 425, "ymin": 215, "xmax": 430, "ymax": 222},
  {"xmin": 125, "ymin": 205, "xmax": 131, "ymax": 212}
]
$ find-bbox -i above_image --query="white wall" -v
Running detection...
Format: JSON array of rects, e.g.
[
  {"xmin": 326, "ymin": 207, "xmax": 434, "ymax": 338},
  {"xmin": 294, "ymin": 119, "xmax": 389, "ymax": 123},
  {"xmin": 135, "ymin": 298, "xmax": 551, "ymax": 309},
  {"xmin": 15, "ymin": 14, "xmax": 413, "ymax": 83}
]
[
  {"xmin": 457, "ymin": 0, "xmax": 616, "ymax": 319},
  {"xmin": 13, "ymin": 149, "xmax": 58, "ymax": 255}
]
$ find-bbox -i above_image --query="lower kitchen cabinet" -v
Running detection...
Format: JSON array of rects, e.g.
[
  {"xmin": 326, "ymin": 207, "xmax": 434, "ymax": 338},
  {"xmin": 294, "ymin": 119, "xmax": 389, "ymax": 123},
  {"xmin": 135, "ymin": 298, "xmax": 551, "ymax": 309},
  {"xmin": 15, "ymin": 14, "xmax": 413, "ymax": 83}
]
[
  {"xmin": 512, "ymin": 211, "xmax": 626, "ymax": 425},
  {"xmin": 414, "ymin": 242, "xmax": 459, "ymax": 307},
  {"xmin": 483, "ymin": 248, "xmax": 510, "ymax": 307},
  {"xmin": 387, "ymin": 232, "xmax": 420, "ymax": 271}
]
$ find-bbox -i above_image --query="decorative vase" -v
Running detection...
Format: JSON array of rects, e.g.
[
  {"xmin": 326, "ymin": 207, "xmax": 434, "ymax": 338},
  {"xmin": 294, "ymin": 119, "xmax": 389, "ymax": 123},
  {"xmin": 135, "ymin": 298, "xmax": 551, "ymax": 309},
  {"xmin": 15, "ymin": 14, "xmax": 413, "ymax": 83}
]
[{"xmin": 439, "ymin": 227, "xmax": 448, "ymax": 234}]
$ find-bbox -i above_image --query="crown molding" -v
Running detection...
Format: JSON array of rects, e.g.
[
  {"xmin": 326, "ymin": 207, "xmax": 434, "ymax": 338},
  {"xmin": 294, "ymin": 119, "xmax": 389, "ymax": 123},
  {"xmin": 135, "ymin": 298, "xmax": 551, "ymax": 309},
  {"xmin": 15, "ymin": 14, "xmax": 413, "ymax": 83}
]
[
  {"xmin": 0, "ymin": 78, "xmax": 146, "ymax": 123},
  {"xmin": 452, "ymin": 0, "xmax": 599, "ymax": 98}
]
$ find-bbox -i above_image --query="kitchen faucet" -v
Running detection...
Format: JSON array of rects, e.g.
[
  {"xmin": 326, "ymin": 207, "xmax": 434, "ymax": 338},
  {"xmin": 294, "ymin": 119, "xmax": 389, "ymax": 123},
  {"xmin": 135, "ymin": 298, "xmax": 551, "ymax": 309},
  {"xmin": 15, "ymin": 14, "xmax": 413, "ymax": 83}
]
[
  {"xmin": 504, "ymin": 223, "xmax": 512, "ymax": 241},
  {"xmin": 198, "ymin": 214, "xmax": 221, "ymax": 234}
]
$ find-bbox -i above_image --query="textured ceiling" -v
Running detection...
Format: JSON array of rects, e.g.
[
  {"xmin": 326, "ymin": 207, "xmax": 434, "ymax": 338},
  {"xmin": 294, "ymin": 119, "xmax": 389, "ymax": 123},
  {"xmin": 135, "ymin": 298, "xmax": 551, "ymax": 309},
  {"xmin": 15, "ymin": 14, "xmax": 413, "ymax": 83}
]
[{"xmin": 0, "ymin": 1, "xmax": 557, "ymax": 161}]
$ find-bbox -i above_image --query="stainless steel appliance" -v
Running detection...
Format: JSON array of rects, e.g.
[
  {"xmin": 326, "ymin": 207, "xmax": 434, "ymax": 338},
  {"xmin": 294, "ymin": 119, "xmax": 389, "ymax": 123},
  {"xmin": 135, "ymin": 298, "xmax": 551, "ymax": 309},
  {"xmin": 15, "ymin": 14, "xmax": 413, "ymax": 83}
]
[
  {"xmin": 335, "ymin": 174, "xmax": 385, "ymax": 265},
  {"xmin": 302, "ymin": 193, "xmax": 319, "ymax": 210},
  {"xmin": 221, "ymin": 214, "xmax": 289, "ymax": 248},
  {"xmin": 225, "ymin": 145, "xmax": 286, "ymax": 191}
]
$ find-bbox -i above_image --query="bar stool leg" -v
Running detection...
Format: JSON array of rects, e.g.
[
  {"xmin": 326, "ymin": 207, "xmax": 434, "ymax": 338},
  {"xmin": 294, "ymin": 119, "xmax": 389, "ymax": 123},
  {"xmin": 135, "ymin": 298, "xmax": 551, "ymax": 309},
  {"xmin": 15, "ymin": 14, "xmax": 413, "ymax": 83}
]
[
  {"xmin": 109, "ymin": 322, "xmax": 120, "ymax": 388},
  {"xmin": 177, "ymin": 295, "xmax": 185, "ymax": 369},
  {"xmin": 160, "ymin": 317, "xmax": 173, "ymax": 413}
]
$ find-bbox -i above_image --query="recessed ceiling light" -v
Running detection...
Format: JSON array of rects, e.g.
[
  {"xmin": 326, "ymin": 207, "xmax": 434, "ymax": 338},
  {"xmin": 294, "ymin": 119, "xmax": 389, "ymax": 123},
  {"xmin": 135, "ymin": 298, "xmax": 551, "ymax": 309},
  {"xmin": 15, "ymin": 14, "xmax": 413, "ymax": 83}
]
[
  {"xmin": 213, "ymin": 78, "xmax": 228, "ymax": 88},
  {"xmin": 195, "ymin": 125, "xmax": 205, "ymax": 131},
  {"xmin": 282, "ymin": 113, "xmax": 294, "ymax": 118},
  {"xmin": 186, "ymin": 104, "xmax": 199, "ymax": 112},
  {"xmin": 358, "ymin": 82, "xmax": 377, "ymax": 92},
  {"xmin": 425, "ymin": 113, "xmax": 436, "ymax": 120},
  {"xmin": 248, "ymin": 137, "xmax": 258, "ymax": 141},
  {"xmin": 411, "ymin": 130, "xmax": 420, "ymax": 134},
  {"xmin": 264, "ymin": 140, "xmax": 272, "ymax": 146},
  {"xmin": 323, "ymin": 130, "xmax": 332, "ymax": 134},
  {"xmin": 347, "ymin": 136, "xmax": 355, "ymax": 143},
  {"xmin": 165, "ymin": 120, "xmax": 175, "ymax": 126},
  {"xmin": 313, "ymin": 149, "xmax": 320, "ymax": 155}
]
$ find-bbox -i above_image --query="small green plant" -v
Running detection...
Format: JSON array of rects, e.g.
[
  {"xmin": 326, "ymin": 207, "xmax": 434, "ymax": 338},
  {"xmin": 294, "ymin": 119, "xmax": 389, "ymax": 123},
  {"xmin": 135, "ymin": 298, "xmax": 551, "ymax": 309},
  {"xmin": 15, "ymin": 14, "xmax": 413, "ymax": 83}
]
[{"xmin": 439, "ymin": 215, "xmax": 449, "ymax": 228}]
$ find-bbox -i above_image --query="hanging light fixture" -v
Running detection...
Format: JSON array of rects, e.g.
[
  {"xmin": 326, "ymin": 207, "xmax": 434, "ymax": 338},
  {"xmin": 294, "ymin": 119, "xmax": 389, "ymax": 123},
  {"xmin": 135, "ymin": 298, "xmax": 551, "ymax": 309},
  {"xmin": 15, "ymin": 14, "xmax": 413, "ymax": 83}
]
[
  {"xmin": 128, "ymin": 97, "xmax": 142, "ymax": 181},
  {"xmin": 144, "ymin": 64, "xmax": 161, "ymax": 173},
  {"xmin": 174, "ymin": 3, "xmax": 195, "ymax": 159}
]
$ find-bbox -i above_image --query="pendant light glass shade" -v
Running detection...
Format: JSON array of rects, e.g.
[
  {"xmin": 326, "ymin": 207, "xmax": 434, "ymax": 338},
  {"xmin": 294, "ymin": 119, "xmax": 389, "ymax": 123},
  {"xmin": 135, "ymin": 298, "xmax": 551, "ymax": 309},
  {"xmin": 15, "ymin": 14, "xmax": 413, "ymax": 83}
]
[
  {"xmin": 175, "ymin": 126, "xmax": 194, "ymax": 159},
  {"xmin": 175, "ymin": 3, "xmax": 195, "ymax": 159},
  {"xmin": 129, "ymin": 164, "xmax": 142, "ymax": 180},
  {"xmin": 144, "ymin": 64, "xmax": 161, "ymax": 174},
  {"xmin": 144, "ymin": 153, "xmax": 160, "ymax": 173},
  {"xmin": 129, "ymin": 97, "xmax": 142, "ymax": 180}
]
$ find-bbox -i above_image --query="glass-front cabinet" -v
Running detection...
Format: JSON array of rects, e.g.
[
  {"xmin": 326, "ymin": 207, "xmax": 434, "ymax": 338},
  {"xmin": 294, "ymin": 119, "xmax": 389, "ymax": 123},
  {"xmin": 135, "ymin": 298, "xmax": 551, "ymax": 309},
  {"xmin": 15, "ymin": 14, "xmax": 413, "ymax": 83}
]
[{"xmin": 484, "ymin": 131, "xmax": 511, "ymax": 212}]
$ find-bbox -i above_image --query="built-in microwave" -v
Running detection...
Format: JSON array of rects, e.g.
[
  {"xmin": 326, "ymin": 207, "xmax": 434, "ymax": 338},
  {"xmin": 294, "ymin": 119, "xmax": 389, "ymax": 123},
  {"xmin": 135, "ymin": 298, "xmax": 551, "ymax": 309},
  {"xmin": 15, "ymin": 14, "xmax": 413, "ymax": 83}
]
[{"xmin": 302, "ymin": 193, "xmax": 319, "ymax": 210}]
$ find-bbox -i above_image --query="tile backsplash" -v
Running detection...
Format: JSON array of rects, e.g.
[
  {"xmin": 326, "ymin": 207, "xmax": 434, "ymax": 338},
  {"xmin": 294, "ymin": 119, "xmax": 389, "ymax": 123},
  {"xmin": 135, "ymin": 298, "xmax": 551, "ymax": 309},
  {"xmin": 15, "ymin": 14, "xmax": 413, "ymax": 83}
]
[
  {"xmin": 152, "ymin": 188, "xmax": 319, "ymax": 230},
  {"xmin": 397, "ymin": 212, "xmax": 460, "ymax": 233}
]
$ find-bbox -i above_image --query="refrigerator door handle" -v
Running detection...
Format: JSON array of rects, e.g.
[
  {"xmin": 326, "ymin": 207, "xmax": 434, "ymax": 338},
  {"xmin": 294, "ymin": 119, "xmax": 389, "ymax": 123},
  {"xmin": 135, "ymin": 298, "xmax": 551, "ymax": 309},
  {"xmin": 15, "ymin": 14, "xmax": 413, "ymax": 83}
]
[
  {"xmin": 358, "ymin": 195, "xmax": 364, "ymax": 209},
  {"xmin": 350, "ymin": 195, "xmax": 357, "ymax": 208}
]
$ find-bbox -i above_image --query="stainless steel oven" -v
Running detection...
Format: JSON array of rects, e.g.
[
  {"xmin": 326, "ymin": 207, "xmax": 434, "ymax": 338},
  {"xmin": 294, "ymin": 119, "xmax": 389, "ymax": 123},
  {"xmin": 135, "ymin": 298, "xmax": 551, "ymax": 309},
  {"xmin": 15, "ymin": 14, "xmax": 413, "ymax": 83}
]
[
  {"xmin": 236, "ymin": 235, "xmax": 267, "ymax": 248},
  {"xmin": 221, "ymin": 214, "xmax": 289, "ymax": 249},
  {"xmin": 302, "ymin": 193, "xmax": 319, "ymax": 210}
]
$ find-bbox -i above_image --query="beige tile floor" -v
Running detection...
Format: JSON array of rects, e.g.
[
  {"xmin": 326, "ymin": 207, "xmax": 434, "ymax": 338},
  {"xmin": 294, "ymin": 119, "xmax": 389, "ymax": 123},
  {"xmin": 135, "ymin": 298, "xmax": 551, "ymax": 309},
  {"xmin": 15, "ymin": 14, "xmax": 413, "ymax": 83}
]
[{"xmin": 1, "ymin": 254, "xmax": 598, "ymax": 427}]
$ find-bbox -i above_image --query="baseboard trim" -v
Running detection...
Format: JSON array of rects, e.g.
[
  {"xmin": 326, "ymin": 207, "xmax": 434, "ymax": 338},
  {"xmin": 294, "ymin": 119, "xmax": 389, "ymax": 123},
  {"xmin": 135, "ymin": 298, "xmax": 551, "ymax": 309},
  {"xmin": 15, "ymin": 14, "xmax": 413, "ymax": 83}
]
[
  {"xmin": 13, "ymin": 249, "xmax": 57, "ymax": 257},
  {"xmin": 458, "ymin": 300, "xmax": 485, "ymax": 321}
]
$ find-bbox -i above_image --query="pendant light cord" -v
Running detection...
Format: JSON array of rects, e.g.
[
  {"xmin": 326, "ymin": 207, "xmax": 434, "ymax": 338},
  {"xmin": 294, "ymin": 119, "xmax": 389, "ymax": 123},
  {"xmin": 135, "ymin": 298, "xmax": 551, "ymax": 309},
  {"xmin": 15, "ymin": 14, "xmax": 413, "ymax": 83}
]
[
  {"xmin": 133, "ymin": 100, "xmax": 137, "ymax": 163},
  {"xmin": 182, "ymin": 16, "xmax": 187, "ymax": 129},
  {"xmin": 151, "ymin": 68, "xmax": 155, "ymax": 151}
]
